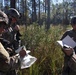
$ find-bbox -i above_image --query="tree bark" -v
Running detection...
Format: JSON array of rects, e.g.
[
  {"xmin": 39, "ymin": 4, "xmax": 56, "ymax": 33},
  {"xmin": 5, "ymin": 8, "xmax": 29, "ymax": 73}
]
[{"xmin": 10, "ymin": 0, "xmax": 16, "ymax": 8}]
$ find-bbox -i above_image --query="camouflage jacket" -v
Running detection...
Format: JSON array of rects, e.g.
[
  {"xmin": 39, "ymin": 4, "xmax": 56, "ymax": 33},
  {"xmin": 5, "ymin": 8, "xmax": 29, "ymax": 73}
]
[
  {"xmin": 61, "ymin": 29, "xmax": 76, "ymax": 75},
  {"xmin": 0, "ymin": 42, "xmax": 20, "ymax": 75}
]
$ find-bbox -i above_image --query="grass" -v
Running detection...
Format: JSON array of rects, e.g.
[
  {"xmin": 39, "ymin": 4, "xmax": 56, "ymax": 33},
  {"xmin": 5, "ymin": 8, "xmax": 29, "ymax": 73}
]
[{"xmin": 19, "ymin": 24, "xmax": 71, "ymax": 75}]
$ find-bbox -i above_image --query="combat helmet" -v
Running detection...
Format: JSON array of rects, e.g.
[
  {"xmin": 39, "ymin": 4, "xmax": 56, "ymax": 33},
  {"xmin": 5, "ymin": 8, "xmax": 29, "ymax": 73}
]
[
  {"xmin": 70, "ymin": 16, "xmax": 76, "ymax": 26},
  {"xmin": 0, "ymin": 10, "xmax": 8, "ymax": 24},
  {"xmin": 7, "ymin": 8, "xmax": 20, "ymax": 19}
]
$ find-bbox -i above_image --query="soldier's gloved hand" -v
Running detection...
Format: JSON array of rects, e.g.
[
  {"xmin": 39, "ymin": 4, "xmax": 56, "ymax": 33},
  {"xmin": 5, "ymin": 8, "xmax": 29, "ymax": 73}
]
[
  {"xmin": 19, "ymin": 49, "xmax": 26, "ymax": 58},
  {"xmin": 63, "ymin": 47, "xmax": 73, "ymax": 56}
]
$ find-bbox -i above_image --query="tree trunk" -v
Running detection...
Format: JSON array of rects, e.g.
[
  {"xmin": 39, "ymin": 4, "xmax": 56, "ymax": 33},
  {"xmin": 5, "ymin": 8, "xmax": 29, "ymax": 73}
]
[
  {"xmin": 32, "ymin": 0, "xmax": 37, "ymax": 22},
  {"xmin": 38, "ymin": 0, "xmax": 41, "ymax": 25},
  {"xmin": 10, "ymin": 0, "xmax": 16, "ymax": 8},
  {"xmin": 46, "ymin": 0, "xmax": 50, "ymax": 30}
]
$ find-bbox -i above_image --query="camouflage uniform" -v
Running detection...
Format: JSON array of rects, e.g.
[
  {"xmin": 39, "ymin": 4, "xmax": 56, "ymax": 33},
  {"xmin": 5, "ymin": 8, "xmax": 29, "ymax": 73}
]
[
  {"xmin": 0, "ymin": 10, "xmax": 21, "ymax": 75},
  {"xmin": 5, "ymin": 8, "xmax": 21, "ymax": 50},
  {"xmin": 11, "ymin": 30, "xmax": 21, "ymax": 50},
  {"xmin": 0, "ymin": 41, "xmax": 20, "ymax": 75},
  {"xmin": 61, "ymin": 29, "xmax": 76, "ymax": 75},
  {"xmin": 0, "ymin": 72, "xmax": 6, "ymax": 75}
]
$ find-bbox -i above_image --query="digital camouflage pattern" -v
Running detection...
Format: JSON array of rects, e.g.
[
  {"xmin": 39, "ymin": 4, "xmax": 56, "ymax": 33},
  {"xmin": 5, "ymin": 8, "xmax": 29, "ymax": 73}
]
[
  {"xmin": 0, "ymin": 10, "xmax": 20, "ymax": 75},
  {"xmin": 61, "ymin": 29, "xmax": 76, "ymax": 75},
  {"xmin": 0, "ymin": 10, "xmax": 8, "ymax": 24},
  {"xmin": 7, "ymin": 8, "xmax": 20, "ymax": 19},
  {"xmin": 0, "ymin": 42, "xmax": 9, "ymax": 61}
]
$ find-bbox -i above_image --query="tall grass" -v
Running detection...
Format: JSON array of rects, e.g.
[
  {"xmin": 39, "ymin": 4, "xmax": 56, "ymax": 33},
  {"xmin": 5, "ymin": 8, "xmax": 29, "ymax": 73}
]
[{"xmin": 19, "ymin": 24, "xmax": 70, "ymax": 75}]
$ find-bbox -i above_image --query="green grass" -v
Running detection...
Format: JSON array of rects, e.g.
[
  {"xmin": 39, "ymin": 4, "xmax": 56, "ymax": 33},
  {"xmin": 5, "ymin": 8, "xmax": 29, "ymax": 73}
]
[{"xmin": 19, "ymin": 24, "xmax": 70, "ymax": 75}]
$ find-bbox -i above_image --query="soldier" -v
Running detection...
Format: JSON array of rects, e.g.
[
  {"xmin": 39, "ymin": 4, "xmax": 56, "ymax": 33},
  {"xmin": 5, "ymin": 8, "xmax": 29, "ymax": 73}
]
[
  {"xmin": 0, "ymin": 10, "xmax": 26, "ymax": 75},
  {"xmin": 3, "ymin": 8, "xmax": 22, "ymax": 51},
  {"xmin": 61, "ymin": 16, "xmax": 76, "ymax": 75},
  {"xmin": 12, "ymin": 25, "xmax": 22, "ymax": 49}
]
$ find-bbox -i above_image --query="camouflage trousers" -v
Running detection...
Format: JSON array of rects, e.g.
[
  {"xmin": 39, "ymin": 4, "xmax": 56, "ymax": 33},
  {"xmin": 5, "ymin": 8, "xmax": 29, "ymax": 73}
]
[
  {"xmin": 62, "ymin": 56, "xmax": 76, "ymax": 75},
  {"xmin": 0, "ymin": 72, "xmax": 6, "ymax": 75},
  {"xmin": 0, "ymin": 70, "xmax": 17, "ymax": 75}
]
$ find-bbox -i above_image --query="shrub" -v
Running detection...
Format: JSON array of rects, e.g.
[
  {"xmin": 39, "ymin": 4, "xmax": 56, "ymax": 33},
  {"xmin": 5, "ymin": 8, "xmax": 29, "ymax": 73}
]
[{"xmin": 20, "ymin": 24, "xmax": 68, "ymax": 75}]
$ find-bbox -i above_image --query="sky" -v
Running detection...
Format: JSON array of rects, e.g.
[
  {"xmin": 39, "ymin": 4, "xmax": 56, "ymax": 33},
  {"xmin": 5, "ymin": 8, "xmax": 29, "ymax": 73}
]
[
  {"xmin": 2, "ymin": 0, "xmax": 63, "ymax": 7},
  {"xmin": 52, "ymin": 0, "xmax": 63, "ymax": 4}
]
